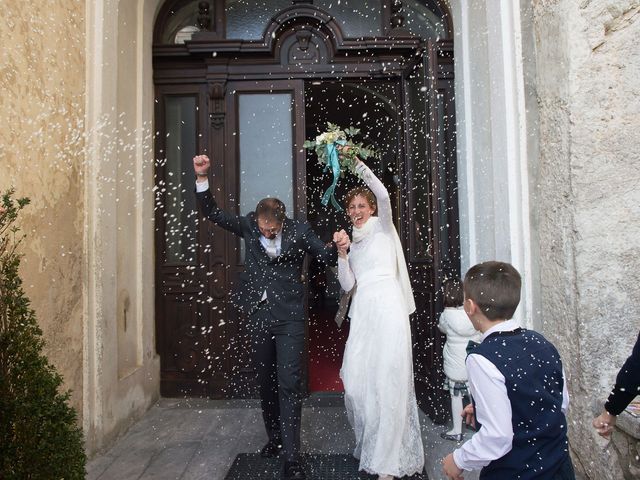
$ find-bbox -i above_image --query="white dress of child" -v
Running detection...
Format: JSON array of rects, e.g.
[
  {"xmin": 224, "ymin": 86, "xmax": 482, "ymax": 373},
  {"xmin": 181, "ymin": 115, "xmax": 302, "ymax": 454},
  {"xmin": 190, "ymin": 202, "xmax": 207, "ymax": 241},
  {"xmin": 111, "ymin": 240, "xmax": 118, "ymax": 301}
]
[
  {"xmin": 438, "ymin": 306, "xmax": 481, "ymax": 383},
  {"xmin": 438, "ymin": 306, "xmax": 481, "ymax": 439},
  {"xmin": 338, "ymin": 163, "xmax": 424, "ymax": 478}
]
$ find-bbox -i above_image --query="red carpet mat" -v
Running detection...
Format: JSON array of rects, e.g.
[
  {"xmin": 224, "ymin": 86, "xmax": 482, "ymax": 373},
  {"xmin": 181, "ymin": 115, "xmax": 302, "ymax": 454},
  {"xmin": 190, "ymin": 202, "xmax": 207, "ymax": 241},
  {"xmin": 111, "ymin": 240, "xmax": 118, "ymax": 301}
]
[{"xmin": 308, "ymin": 307, "xmax": 349, "ymax": 392}]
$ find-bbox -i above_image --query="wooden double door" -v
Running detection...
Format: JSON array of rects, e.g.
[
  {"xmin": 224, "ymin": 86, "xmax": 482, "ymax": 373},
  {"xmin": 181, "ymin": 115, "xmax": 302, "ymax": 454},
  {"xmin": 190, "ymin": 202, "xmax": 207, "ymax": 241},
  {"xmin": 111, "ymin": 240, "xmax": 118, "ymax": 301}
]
[{"xmin": 154, "ymin": 48, "xmax": 459, "ymax": 421}]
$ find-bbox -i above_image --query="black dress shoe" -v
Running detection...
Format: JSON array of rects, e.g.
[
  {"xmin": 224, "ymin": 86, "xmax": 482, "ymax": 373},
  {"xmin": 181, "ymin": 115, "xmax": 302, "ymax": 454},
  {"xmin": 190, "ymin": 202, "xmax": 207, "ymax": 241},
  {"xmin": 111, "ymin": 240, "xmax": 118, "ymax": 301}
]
[
  {"xmin": 260, "ymin": 439, "xmax": 282, "ymax": 458},
  {"xmin": 440, "ymin": 431, "xmax": 464, "ymax": 442},
  {"xmin": 283, "ymin": 461, "xmax": 306, "ymax": 480}
]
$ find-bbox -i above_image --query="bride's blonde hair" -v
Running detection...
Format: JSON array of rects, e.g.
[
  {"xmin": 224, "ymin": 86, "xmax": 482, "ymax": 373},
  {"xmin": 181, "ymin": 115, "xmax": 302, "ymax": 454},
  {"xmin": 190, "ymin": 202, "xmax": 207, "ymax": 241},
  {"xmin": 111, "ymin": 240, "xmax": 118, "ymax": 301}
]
[{"xmin": 344, "ymin": 187, "xmax": 377, "ymax": 214}]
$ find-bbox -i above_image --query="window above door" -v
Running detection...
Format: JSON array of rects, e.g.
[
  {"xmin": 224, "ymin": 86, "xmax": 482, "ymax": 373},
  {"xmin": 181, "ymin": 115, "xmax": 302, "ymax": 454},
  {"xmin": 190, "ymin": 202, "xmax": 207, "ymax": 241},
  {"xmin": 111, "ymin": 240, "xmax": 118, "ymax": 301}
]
[
  {"xmin": 225, "ymin": 0, "xmax": 385, "ymax": 40},
  {"xmin": 155, "ymin": 0, "xmax": 211, "ymax": 44},
  {"xmin": 154, "ymin": 0, "xmax": 450, "ymax": 45}
]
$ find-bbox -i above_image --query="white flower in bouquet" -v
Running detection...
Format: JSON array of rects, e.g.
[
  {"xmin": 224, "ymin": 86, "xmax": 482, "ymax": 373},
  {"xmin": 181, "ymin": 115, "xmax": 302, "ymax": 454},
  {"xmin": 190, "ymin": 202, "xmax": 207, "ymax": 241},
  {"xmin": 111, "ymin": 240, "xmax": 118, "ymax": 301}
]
[
  {"xmin": 304, "ymin": 122, "xmax": 378, "ymax": 176},
  {"xmin": 315, "ymin": 129, "xmax": 346, "ymax": 145},
  {"xmin": 303, "ymin": 122, "xmax": 380, "ymax": 210}
]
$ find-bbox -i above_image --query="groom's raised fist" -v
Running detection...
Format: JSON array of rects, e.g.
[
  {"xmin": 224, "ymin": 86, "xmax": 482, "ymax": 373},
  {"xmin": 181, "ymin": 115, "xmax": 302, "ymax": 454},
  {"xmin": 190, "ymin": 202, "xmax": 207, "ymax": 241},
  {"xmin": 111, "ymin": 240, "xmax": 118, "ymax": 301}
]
[{"xmin": 193, "ymin": 154, "xmax": 211, "ymax": 178}]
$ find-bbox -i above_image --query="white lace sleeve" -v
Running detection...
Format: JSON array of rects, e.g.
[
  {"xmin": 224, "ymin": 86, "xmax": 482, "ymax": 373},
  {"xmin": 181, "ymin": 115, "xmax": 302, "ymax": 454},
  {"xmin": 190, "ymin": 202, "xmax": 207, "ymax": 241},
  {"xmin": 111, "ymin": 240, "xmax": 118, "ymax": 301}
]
[
  {"xmin": 337, "ymin": 256, "xmax": 356, "ymax": 292},
  {"xmin": 356, "ymin": 162, "xmax": 393, "ymax": 232}
]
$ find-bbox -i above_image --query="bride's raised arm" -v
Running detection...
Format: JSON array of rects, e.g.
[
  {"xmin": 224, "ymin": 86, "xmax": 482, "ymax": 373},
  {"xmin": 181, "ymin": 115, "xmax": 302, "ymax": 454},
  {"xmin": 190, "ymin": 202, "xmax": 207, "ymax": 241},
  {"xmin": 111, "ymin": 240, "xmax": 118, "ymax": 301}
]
[{"xmin": 355, "ymin": 160, "xmax": 394, "ymax": 232}]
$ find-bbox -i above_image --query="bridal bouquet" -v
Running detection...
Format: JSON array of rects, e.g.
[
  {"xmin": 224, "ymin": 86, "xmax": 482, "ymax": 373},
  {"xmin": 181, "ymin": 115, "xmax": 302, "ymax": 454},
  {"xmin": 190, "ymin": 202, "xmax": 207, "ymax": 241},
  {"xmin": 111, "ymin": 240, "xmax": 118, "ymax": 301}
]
[{"xmin": 303, "ymin": 123, "xmax": 379, "ymax": 211}]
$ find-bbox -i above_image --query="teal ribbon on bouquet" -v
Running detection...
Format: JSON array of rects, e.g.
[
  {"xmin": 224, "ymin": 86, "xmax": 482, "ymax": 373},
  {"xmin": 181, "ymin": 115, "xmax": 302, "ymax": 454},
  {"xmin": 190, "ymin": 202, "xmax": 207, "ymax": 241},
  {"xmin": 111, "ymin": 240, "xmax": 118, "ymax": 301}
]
[{"xmin": 321, "ymin": 139, "xmax": 346, "ymax": 212}]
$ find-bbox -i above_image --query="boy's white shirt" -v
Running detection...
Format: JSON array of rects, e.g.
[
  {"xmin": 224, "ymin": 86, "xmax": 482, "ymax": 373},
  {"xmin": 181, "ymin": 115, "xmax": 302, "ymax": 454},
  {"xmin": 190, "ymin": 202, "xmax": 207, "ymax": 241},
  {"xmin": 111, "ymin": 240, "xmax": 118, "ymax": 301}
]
[{"xmin": 453, "ymin": 319, "xmax": 570, "ymax": 471}]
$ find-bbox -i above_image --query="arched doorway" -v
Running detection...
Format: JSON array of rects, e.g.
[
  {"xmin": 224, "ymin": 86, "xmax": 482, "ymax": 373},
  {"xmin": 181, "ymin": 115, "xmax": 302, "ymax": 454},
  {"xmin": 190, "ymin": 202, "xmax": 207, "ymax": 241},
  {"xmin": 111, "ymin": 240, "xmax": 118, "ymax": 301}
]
[{"xmin": 152, "ymin": 0, "xmax": 459, "ymax": 423}]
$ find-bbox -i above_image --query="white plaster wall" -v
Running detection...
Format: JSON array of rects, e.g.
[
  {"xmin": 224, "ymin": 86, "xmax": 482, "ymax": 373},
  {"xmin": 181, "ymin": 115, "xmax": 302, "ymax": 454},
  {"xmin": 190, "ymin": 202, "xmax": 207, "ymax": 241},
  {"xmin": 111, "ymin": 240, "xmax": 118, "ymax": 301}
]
[
  {"xmin": 452, "ymin": 0, "xmax": 537, "ymax": 327},
  {"xmin": 84, "ymin": 0, "xmax": 162, "ymax": 455},
  {"xmin": 533, "ymin": 1, "xmax": 640, "ymax": 478}
]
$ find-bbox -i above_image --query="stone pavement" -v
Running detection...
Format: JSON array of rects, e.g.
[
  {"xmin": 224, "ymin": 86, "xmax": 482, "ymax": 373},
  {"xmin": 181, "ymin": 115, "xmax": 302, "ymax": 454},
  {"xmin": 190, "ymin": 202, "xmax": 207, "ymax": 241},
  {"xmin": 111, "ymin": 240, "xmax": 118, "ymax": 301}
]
[{"xmin": 87, "ymin": 395, "xmax": 479, "ymax": 480}]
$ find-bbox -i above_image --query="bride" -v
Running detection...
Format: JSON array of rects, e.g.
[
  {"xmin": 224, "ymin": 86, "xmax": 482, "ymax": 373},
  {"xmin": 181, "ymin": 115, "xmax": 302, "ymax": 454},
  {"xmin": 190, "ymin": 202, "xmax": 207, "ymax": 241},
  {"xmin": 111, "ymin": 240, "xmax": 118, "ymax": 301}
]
[{"xmin": 337, "ymin": 158, "xmax": 424, "ymax": 479}]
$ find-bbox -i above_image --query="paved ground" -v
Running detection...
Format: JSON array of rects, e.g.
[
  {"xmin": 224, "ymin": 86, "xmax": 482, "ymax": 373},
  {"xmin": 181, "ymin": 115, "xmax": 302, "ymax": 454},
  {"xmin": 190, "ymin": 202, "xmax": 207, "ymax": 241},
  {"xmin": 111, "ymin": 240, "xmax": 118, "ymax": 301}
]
[{"xmin": 87, "ymin": 395, "xmax": 479, "ymax": 480}]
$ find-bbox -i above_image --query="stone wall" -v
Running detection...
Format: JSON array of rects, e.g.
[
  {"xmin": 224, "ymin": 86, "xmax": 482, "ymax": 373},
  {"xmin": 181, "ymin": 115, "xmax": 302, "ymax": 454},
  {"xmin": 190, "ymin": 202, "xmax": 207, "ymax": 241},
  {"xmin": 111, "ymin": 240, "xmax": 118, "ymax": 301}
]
[
  {"xmin": 0, "ymin": 0, "xmax": 85, "ymax": 415},
  {"xmin": 532, "ymin": 0, "xmax": 640, "ymax": 478},
  {"xmin": 0, "ymin": 0, "xmax": 162, "ymax": 456},
  {"xmin": 452, "ymin": 0, "xmax": 539, "ymax": 327}
]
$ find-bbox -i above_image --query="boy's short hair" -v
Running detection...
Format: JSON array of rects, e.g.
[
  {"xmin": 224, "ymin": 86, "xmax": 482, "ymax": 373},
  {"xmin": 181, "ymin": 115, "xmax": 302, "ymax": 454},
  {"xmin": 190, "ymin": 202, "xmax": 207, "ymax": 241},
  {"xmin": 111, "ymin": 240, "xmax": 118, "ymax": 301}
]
[
  {"xmin": 443, "ymin": 278, "xmax": 463, "ymax": 308},
  {"xmin": 464, "ymin": 261, "xmax": 521, "ymax": 320},
  {"xmin": 255, "ymin": 198, "xmax": 286, "ymax": 224}
]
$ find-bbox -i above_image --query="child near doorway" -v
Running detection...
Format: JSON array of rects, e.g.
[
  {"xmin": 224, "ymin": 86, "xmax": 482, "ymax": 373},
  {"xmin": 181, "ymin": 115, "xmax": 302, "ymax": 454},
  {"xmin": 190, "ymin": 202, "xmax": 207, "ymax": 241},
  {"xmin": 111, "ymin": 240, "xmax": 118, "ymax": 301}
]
[
  {"xmin": 442, "ymin": 261, "xmax": 574, "ymax": 480},
  {"xmin": 438, "ymin": 278, "xmax": 481, "ymax": 442}
]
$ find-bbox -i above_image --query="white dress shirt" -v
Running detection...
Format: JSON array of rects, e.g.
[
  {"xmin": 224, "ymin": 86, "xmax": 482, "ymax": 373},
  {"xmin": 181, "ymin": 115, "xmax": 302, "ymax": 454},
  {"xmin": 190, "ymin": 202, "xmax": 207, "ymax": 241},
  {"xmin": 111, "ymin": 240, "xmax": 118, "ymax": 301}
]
[
  {"xmin": 259, "ymin": 233, "xmax": 281, "ymax": 259},
  {"xmin": 453, "ymin": 319, "xmax": 570, "ymax": 471},
  {"xmin": 258, "ymin": 233, "xmax": 281, "ymax": 301},
  {"xmin": 196, "ymin": 178, "xmax": 210, "ymax": 193}
]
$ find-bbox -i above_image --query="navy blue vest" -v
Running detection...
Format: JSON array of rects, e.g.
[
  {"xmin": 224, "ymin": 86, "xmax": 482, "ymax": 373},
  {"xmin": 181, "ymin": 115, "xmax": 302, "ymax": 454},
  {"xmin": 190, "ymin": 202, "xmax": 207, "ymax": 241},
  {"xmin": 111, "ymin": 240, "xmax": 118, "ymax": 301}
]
[{"xmin": 473, "ymin": 328, "xmax": 570, "ymax": 480}]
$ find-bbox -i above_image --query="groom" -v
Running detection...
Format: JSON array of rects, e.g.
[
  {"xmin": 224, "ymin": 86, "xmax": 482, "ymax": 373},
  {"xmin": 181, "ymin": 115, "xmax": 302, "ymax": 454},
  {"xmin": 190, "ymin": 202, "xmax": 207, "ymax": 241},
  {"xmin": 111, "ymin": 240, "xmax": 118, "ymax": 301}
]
[{"xmin": 193, "ymin": 155, "xmax": 349, "ymax": 480}]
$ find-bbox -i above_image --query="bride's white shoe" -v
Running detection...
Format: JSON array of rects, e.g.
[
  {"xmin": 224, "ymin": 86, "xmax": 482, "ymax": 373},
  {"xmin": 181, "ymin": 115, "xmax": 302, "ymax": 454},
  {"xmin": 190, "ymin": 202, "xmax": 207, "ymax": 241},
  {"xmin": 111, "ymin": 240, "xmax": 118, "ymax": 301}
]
[{"xmin": 377, "ymin": 475, "xmax": 394, "ymax": 480}]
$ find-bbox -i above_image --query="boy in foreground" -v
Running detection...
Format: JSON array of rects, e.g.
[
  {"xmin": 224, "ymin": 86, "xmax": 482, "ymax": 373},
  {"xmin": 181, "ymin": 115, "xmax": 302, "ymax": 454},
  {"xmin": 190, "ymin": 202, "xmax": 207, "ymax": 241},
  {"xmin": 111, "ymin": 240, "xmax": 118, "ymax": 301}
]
[{"xmin": 442, "ymin": 261, "xmax": 575, "ymax": 480}]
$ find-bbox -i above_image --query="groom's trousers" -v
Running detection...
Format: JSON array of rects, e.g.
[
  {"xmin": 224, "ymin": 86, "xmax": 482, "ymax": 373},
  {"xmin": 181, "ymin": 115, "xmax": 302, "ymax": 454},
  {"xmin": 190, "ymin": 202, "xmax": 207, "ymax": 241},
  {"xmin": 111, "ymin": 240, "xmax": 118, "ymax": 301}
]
[{"xmin": 250, "ymin": 304, "xmax": 305, "ymax": 462}]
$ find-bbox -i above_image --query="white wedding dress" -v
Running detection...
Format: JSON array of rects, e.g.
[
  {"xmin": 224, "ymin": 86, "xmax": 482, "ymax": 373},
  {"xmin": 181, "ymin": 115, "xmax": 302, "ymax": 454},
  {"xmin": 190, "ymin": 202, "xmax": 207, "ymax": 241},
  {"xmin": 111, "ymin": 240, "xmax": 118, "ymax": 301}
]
[{"xmin": 338, "ymin": 163, "xmax": 424, "ymax": 477}]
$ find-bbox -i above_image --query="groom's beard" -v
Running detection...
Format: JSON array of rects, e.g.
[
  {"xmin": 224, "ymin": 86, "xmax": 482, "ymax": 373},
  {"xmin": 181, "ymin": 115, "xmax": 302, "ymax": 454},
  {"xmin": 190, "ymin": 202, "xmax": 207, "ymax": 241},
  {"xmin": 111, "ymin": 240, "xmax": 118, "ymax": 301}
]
[{"xmin": 264, "ymin": 228, "xmax": 280, "ymax": 239}]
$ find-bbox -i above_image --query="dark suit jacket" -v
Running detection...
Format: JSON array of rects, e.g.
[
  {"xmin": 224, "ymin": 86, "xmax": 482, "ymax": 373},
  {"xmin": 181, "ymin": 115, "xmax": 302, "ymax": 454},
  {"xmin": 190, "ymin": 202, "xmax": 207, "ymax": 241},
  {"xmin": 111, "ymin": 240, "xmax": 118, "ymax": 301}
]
[
  {"xmin": 605, "ymin": 331, "xmax": 640, "ymax": 415},
  {"xmin": 197, "ymin": 188, "xmax": 337, "ymax": 321}
]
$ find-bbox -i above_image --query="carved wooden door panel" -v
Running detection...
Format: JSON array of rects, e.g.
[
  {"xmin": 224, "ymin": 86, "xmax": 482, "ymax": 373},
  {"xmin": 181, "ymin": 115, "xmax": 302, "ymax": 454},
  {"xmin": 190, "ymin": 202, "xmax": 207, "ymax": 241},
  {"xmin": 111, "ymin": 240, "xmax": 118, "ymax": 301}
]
[
  {"xmin": 402, "ymin": 40, "xmax": 459, "ymax": 423},
  {"xmin": 154, "ymin": 83, "xmax": 223, "ymax": 397},
  {"xmin": 155, "ymin": 79, "xmax": 307, "ymax": 398}
]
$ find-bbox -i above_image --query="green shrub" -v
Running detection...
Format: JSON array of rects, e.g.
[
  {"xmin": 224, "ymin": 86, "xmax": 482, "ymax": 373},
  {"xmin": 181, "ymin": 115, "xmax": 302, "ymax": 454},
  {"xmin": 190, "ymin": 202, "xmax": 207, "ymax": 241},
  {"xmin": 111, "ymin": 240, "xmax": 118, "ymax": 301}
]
[{"xmin": 0, "ymin": 190, "xmax": 86, "ymax": 479}]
